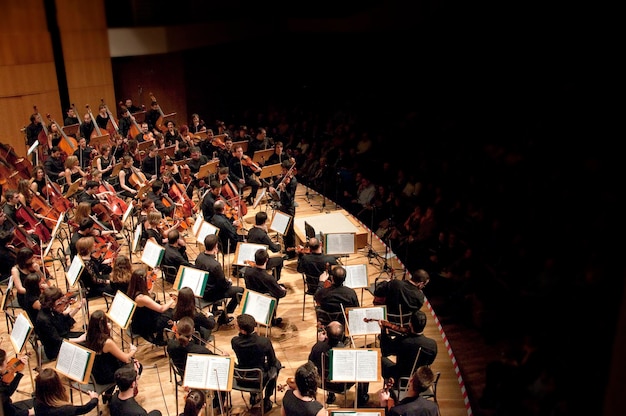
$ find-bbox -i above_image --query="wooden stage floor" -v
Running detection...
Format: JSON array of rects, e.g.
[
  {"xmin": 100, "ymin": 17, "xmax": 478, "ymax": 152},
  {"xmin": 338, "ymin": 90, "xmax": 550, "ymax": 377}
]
[{"xmin": 1, "ymin": 183, "xmax": 470, "ymax": 416}]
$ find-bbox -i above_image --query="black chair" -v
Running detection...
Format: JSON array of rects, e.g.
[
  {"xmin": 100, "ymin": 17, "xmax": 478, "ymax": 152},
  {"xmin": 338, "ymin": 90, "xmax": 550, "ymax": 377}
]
[
  {"xmin": 396, "ymin": 370, "xmax": 441, "ymax": 402},
  {"xmin": 315, "ymin": 306, "xmax": 345, "ymax": 327},
  {"xmin": 232, "ymin": 367, "xmax": 276, "ymax": 416},
  {"xmin": 301, "ymin": 273, "xmax": 317, "ymax": 320},
  {"xmin": 167, "ymin": 356, "xmax": 185, "ymax": 413},
  {"xmin": 160, "ymin": 264, "xmax": 178, "ymax": 287},
  {"xmin": 69, "ymin": 373, "xmax": 117, "ymax": 416}
]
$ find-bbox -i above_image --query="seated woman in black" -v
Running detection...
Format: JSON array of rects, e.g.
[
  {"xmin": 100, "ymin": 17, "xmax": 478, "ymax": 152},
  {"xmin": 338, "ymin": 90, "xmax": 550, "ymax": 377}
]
[
  {"xmin": 127, "ymin": 267, "xmax": 175, "ymax": 346},
  {"xmin": 75, "ymin": 236, "xmax": 113, "ymax": 298}
]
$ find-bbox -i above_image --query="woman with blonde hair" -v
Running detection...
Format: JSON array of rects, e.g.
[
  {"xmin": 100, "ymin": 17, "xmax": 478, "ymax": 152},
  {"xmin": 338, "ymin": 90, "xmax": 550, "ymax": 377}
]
[
  {"xmin": 34, "ymin": 368, "xmax": 98, "ymax": 415},
  {"xmin": 71, "ymin": 201, "xmax": 92, "ymax": 231},
  {"xmin": 63, "ymin": 155, "xmax": 87, "ymax": 193}
]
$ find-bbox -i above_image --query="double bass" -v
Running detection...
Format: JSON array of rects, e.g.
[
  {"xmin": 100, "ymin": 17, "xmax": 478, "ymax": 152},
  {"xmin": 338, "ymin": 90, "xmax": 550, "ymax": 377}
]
[
  {"xmin": 149, "ymin": 93, "xmax": 175, "ymax": 133},
  {"xmin": 46, "ymin": 113, "xmax": 78, "ymax": 160}
]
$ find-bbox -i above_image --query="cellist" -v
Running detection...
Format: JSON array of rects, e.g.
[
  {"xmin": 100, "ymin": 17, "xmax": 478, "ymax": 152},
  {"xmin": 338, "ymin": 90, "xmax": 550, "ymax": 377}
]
[{"xmin": 3, "ymin": 189, "xmax": 50, "ymax": 245}]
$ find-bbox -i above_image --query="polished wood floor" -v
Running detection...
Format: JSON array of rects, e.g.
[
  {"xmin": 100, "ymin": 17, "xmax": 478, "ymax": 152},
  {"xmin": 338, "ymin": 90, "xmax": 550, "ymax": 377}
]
[{"xmin": 1, "ymin": 184, "xmax": 469, "ymax": 416}]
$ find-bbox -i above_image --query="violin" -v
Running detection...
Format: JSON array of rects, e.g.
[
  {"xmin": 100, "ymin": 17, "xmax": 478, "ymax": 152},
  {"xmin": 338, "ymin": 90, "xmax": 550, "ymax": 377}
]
[
  {"xmin": 277, "ymin": 377, "xmax": 297, "ymax": 392},
  {"xmin": 363, "ymin": 318, "xmax": 410, "ymax": 334},
  {"xmin": 322, "ymin": 262, "xmax": 332, "ymax": 289},
  {"xmin": 54, "ymin": 292, "xmax": 78, "ymax": 309},
  {"xmin": 146, "ymin": 268, "xmax": 158, "ymax": 291},
  {"xmin": 1, "ymin": 353, "xmax": 30, "ymax": 384},
  {"xmin": 241, "ymin": 155, "xmax": 262, "ymax": 171},
  {"xmin": 383, "ymin": 377, "xmax": 396, "ymax": 410}
]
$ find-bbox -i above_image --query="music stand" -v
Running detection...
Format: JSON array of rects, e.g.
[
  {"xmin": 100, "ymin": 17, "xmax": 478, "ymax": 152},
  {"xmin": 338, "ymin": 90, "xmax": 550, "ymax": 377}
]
[
  {"xmin": 196, "ymin": 160, "xmax": 219, "ymax": 180},
  {"xmin": 259, "ymin": 163, "xmax": 282, "ymax": 181},
  {"xmin": 252, "ymin": 188, "xmax": 267, "ymax": 209},
  {"xmin": 193, "ymin": 131, "xmax": 208, "ymax": 140},
  {"xmin": 62, "ymin": 124, "xmax": 80, "ymax": 137},
  {"xmin": 131, "ymin": 111, "xmax": 146, "ymax": 123},
  {"xmin": 304, "ymin": 221, "xmax": 316, "ymax": 241},
  {"xmin": 64, "ymin": 178, "xmax": 83, "ymax": 199},
  {"xmin": 111, "ymin": 162, "xmax": 123, "ymax": 177},
  {"xmin": 157, "ymin": 145, "xmax": 176, "ymax": 159},
  {"xmin": 137, "ymin": 140, "xmax": 154, "ymax": 153},
  {"xmin": 89, "ymin": 133, "xmax": 111, "ymax": 151},
  {"xmin": 252, "ymin": 149, "xmax": 275, "ymax": 164},
  {"xmin": 232, "ymin": 140, "xmax": 248, "ymax": 153}
]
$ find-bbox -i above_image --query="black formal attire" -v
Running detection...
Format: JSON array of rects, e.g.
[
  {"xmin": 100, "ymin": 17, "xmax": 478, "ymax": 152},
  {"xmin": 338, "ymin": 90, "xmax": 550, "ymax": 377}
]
[
  {"xmin": 130, "ymin": 302, "xmax": 173, "ymax": 346},
  {"xmin": 35, "ymin": 308, "xmax": 83, "ymax": 359},
  {"xmin": 146, "ymin": 109, "xmax": 161, "ymax": 132},
  {"xmin": 1, "ymin": 372, "xmax": 33, "ymax": 416},
  {"xmin": 77, "ymin": 190, "xmax": 101, "ymax": 208},
  {"xmin": 117, "ymin": 115, "xmax": 132, "ymax": 139},
  {"xmin": 95, "ymin": 114, "xmax": 110, "ymax": 131},
  {"xmin": 282, "ymin": 389, "xmax": 323, "ymax": 416},
  {"xmin": 64, "ymin": 115, "xmax": 80, "ymax": 127},
  {"xmin": 174, "ymin": 149, "xmax": 191, "ymax": 161},
  {"xmin": 217, "ymin": 147, "xmax": 232, "ymax": 168},
  {"xmin": 146, "ymin": 190, "xmax": 175, "ymax": 217},
  {"xmin": 373, "ymin": 279, "xmax": 425, "ymax": 315},
  {"xmin": 388, "ymin": 396, "xmax": 439, "ymax": 416},
  {"xmin": 242, "ymin": 267, "xmax": 286, "ymax": 302},
  {"xmin": 141, "ymin": 154, "xmax": 162, "ymax": 181},
  {"xmin": 195, "ymin": 252, "xmax": 243, "ymax": 318},
  {"xmin": 0, "ymin": 246, "xmax": 16, "ymax": 283},
  {"xmin": 231, "ymin": 331, "xmax": 282, "ymax": 402},
  {"xmin": 200, "ymin": 190, "xmax": 219, "ymax": 222},
  {"xmin": 44, "ymin": 155, "xmax": 65, "ymax": 183},
  {"xmin": 266, "ymin": 151, "xmax": 289, "ymax": 167},
  {"xmin": 161, "ymin": 244, "xmax": 193, "ymax": 282},
  {"xmin": 98, "ymin": 154, "xmax": 115, "ymax": 181},
  {"xmin": 79, "ymin": 122, "xmax": 95, "ymax": 144},
  {"xmin": 70, "ymin": 230, "xmax": 91, "ymax": 259},
  {"xmin": 381, "ymin": 332, "xmax": 438, "ymax": 380},
  {"xmin": 23, "ymin": 291, "xmax": 40, "ymax": 325},
  {"xmin": 186, "ymin": 154, "xmax": 209, "ymax": 198},
  {"xmin": 73, "ymin": 146, "xmax": 94, "ymax": 170},
  {"xmin": 297, "ymin": 252, "xmax": 338, "ymax": 294},
  {"xmin": 167, "ymin": 339, "xmax": 214, "ymax": 376},
  {"xmin": 246, "ymin": 226, "xmax": 284, "ymax": 280},
  {"xmin": 228, "ymin": 156, "xmax": 260, "ymax": 201},
  {"xmin": 109, "ymin": 393, "xmax": 162, "ymax": 416},
  {"xmin": 314, "ymin": 284, "xmax": 359, "ymax": 319},
  {"xmin": 34, "ymin": 398, "xmax": 98, "ymax": 416},
  {"xmin": 210, "ymin": 213, "xmax": 243, "ymax": 255},
  {"xmin": 25, "ymin": 122, "xmax": 42, "ymax": 147},
  {"xmin": 78, "ymin": 342, "xmax": 124, "ymax": 386},
  {"xmin": 247, "ymin": 137, "xmax": 273, "ymax": 158},
  {"xmin": 81, "ymin": 256, "xmax": 113, "ymax": 298},
  {"xmin": 273, "ymin": 174, "xmax": 298, "ymax": 251}
]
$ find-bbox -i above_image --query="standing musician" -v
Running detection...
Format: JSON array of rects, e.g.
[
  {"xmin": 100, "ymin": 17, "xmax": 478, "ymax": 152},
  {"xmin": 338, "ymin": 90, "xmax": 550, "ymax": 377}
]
[
  {"xmin": 95, "ymin": 103, "xmax": 112, "ymax": 131},
  {"xmin": 229, "ymin": 143, "xmax": 261, "ymax": 206},
  {"xmin": 64, "ymin": 106, "xmax": 80, "ymax": 129},
  {"xmin": 25, "ymin": 113, "xmax": 43, "ymax": 148},
  {"xmin": 79, "ymin": 111, "xmax": 96, "ymax": 144},
  {"xmin": 141, "ymin": 144, "xmax": 163, "ymax": 181},
  {"xmin": 268, "ymin": 159, "xmax": 298, "ymax": 257}
]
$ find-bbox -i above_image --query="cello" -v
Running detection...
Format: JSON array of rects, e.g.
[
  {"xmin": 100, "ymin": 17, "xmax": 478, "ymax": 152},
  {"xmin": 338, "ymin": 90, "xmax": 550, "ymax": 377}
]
[
  {"xmin": 101, "ymin": 98, "xmax": 120, "ymax": 139},
  {"xmin": 0, "ymin": 143, "xmax": 32, "ymax": 181},
  {"xmin": 33, "ymin": 106, "xmax": 49, "ymax": 162},
  {"xmin": 46, "ymin": 113, "xmax": 78, "ymax": 160},
  {"xmin": 119, "ymin": 103, "xmax": 142, "ymax": 140},
  {"xmin": 222, "ymin": 177, "xmax": 247, "ymax": 216}
]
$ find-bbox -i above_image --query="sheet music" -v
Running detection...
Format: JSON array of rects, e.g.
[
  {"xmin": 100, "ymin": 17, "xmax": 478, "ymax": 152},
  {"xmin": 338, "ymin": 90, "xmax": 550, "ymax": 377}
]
[
  {"xmin": 179, "ymin": 267, "xmax": 208, "ymax": 296},
  {"xmin": 330, "ymin": 349, "xmax": 380, "ymax": 382},
  {"xmin": 107, "ymin": 291, "xmax": 136, "ymax": 329},
  {"xmin": 242, "ymin": 291, "xmax": 274, "ymax": 325},
  {"xmin": 347, "ymin": 307, "xmax": 385, "ymax": 336},
  {"xmin": 44, "ymin": 214, "xmax": 65, "ymax": 258},
  {"xmin": 344, "ymin": 264, "xmax": 369, "ymax": 288},
  {"xmin": 234, "ymin": 243, "xmax": 267, "ymax": 266},
  {"xmin": 10, "ymin": 313, "xmax": 32, "ymax": 353},
  {"xmin": 325, "ymin": 233, "xmax": 356, "ymax": 255},
  {"xmin": 192, "ymin": 214, "xmax": 204, "ymax": 237},
  {"xmin": 329, "ymin": 411, "xmax": 385, "ymax": 416},
  {"xmin": 269, "ymin": 211, "xmax": 291, "ymax": 235},
  {"xmin": 56, "ymin": 341, "xmax": 91, "ymax": 382},
  {"xmin": 66, "ymin": 255, "xmax": 84, "ymax": 287},
  {"xmin": 183, "ymin": 354, "xmax": 231, "ymax": 390},
  {"xmin": 196, "ymin": 221, "xmax": 219, "ymax": 244},
  {"xmin": 132, "ymin": 223, "xmax": 142, "ymax": 252},
  {"xmin": 141, "ymin": 239, "xmax": 165, "ymax": 268},
  {"xmin": 123, "ymin": 202, "xmax": 135, "ymax": 225}
]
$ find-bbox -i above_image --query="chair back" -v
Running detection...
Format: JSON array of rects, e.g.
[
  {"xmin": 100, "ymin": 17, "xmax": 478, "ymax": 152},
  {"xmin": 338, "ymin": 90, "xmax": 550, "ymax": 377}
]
[
  {"xmin": 161, "ymin": 264, "xmax": 178, "ymax": 285},
  {"xmin": 315, "ymin": 306, "xmax": 345, "ymax": 327}
]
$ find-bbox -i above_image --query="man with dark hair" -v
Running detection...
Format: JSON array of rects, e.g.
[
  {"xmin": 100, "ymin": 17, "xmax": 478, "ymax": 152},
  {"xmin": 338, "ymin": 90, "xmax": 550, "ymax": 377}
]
[
  {"xmin": 200, "ymin": 180, "xmax": 222, "ymax": 222},
  {"xmin": 146, "ymin": 180, "xmax": 175, "ymax": 217},
  {"xmin": 141, "ymin": 144, "xmax": 162, "ymax": 180},
  {"xmin": 195, "ymin": 234, "xmax": 242, "ymax": 326},
  {"xmin": 314, "ymin": 265, "xmax": 360, "ymax": 319},
  {"xmin": 268, "ymin": 159, "xmax": 298, "ymax": 257},
  {"xmin": 43, "ymin": 146, "xmax": 66, "ymax": 184},
  {"xmin": 210, "ymin": 200, "xmax": 243, "ymax": 255},
  {"xmin": 109, "ymin": 365, "xmax": 162, "ymax": 416},
  {"xmin": 70, "ymin": 217, "xmax": 115, "ymax": 259},
  {"xmin": 245, "ymin": 211, "xmax": 284, "ymax": 280},
  {"xmin": 381, "ymin": 310, "xmax": 438, "ymax": 380},
  {"xmin": 77, "ymin": 180, "xmax": 104, "ymax": 207},
  {"xmin": 242, "ymin": 249, "xmax": 287, "ymax": 326},
  {"xmin": 231, "ymin": 314, "xmax": 282, "ymax": 414},
  {"xmin": 161, "ymin": 229, "xmax": 193, "ymax": 281},
  {"xmin": 374, "ymin": 268, "xmax": 430, "ymax": 315}
]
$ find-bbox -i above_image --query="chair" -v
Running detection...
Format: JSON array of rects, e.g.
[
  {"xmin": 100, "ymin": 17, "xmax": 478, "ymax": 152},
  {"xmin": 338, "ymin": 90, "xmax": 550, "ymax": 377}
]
[
  {"xmin": 232, "ymin": 367, "xmax": 275, "ymax": 416},
  {"xmin": 320, "ymin": 351, "xmax": 351, "ymax": 407},
  {"xmin": 301, "ymin": 273, "xmax": 317, "ymax": 320},
  {"xmin": 69, "ymin": 373, "xmax": 116, "ymax": 416},
  {"xmin": 161, "ymin": 264, "xmax": 178, "ymax": 287},
  {"xmin": 315, "ymin": 306, "xmax": 345, "ymax": 327},
  {"xmin": 195, "ymin": 296, "xmax": 227, "ymax": 330},
  {"xmin": 396, "ymin": 370, "xmax": 441, "ymax": 403},
  {"xmin": 168, "ymin": 356, "xmax": 185, "ymax": 413}
]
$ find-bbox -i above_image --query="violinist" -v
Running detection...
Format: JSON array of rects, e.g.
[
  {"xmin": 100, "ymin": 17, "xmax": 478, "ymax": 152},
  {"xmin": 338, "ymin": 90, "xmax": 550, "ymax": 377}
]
[
  {"xmin": 296, "ymin": 237, "xmax": 338, "ymax": 293},
  {"xmin": 161, "ymin": 229, "xmax": 194, "ymax": 283},
  {"xmin": 217, "ymin": 136, "xmax": 233, "ymax": 168},
  {"xmin": 166, "ymin": 316, "xmax": 215, "ymax": 380},
  {"xmin": 185, "ymin": 146, "xmax": 209, "ymax": 199},
  {"xmin": 22, "ymin": 272, "xmax": 43, "ymax": 324},
  {"xmin": 146, "ymin": 180, "xmax": 175, "ymax": 217},
  {"xmin": 172, "ymin": 287, "xmax": 216, "ymax": 342},
  {"xmin": 247, "ymin": 127, "xmax": 274, "ymax": 158},
  {"xmin": 210, "ymin": 200, "xmax": 243, "ymax": 256},
  {"xmin": 0, "ymin": 230, "xmax": 16, "ymax": 282},
  {"xmin": 199, "ymin": 129, "xmax": 221, "ymax": 159},
  {"xmin": 35, "ymin": 286, "xmax": 86, "ymax": 360},
  {"xmin": 373, "ymin": 269, "xmax": 430, "ymax": 316},
  {"xmin": 76, "ymin": 236, "xmax": 113, "ymax": 298},
  {"xmin": 242, "ymin": 249, "xmax": 286, "ymax": 327},
  {"xmin": 70, "ymin": 217, "xmax": 116, "ymax": 259},
  {"xmin": 109, "ymin": 254, "xmax": 131, "ymax": 295},
  {"xmin": 378, "ymin": 366, "xmax": 439, "ymax": 416},
  {"xmin": 229, "ymin": 143, "xmax": 261, "ymax": 205},
  {"xmin": 200, "ymin": 180, "xmax": 222, "ymax": 223},
  {"xmin": 0, "ymin": 348, "xmax": 35, "ymax": 416},
  {"xmin": 281, "ymin": 361, "xmax": 327, "ymax": 416},
  {"xmin": 10, "ymin": 247, "xmax": 45, "ymax": 309},
  {"xmin": 269, "ymin": 159, "xmax": 298, "ymax": 256},
  {"xmin": 144, "ymin": 210, "xmax": 169, "ymax": 246},
  {"xmin": 380, "ymin": 310, "xmax": 438, "ymax": 382},
  {"xmin": 314, "ymin": 265, "xmax": 359, "ymax": 319},
  {"xmin": 174, "ymin": 140, "xmax": 191, "ymax": 161},
  {"xmin": 246, "ymin": 211, "xmax": 284, "ymax": 281}
]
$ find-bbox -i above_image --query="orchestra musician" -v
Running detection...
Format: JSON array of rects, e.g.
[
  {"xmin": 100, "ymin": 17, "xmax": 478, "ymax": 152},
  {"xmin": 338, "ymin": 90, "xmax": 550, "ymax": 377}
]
[
  {"xmin": 29, "ymin": 165, "xmax": 46, "ymax": 196},
  {"xmin": 73, "ymin": 137, "xmax": 97, "ymax": 170},
  {"xmin": 242, "ymin": 248, "xmax": 286, "ymax": 327},
  {"xmin": 63, "ymin": 155, "xmax": 88, "ymax": 193},
  {"xmin": 210, "ymin": 200, "xmax": 243, "ymax": 257},
  {"xmin": 200, "ymin": 180, "xmax": 222, "ymax": 223},
  {"xmin": 185, "ymin": 146, "xmax": 209, "ymax": 199},
  {"xmin": 246, "ymin": 211, "xmax": 285, "ymax": 281},
  {"xmin": 161, "ymin": 229, "xmax": 194, "ymax": 283},
  {"xmin": 0, "ymin": 229, "xmax": 16, "ymax": 282},
  {"xmin": 117, "ymin": 107, "xmax": 133, "ymax": 141},
  {"xmin": 95, "ymin": 103, "xmax": 112, "ymax": 131},
  {"xmin": 141, "ymin": 145, "xmax": 162, "ymax": 181},
  {"xmin": 315, "ymin": 265, "xmax": 359, "ymax": 320},
  {"xmin": 64, "ymin": 106, "xmax": 80, "ymax": 128},
  {"xmin": 0, "ymin": 348, "xmax": 35, "ymax": 416},
  {"xmin": 79, "ymin": 111, "xmax": 96, "ymax": 144},
  {"xmin": 297, "ymin": 237, "xmax": 339, "ymax": 294},
  {"xmin": 229, "ymin": 142, "xmax": 261, "ymax": 205},
  {"xmin": 95, "ymin": 144, "xmax": 116, "ymax": 181},
  {"xmin": 116, "ymin": 155, "xmax": 139, "ymax": 199},
  {"xmin": 217, "ymin": 136, "xmax": 233, "ymax": 168},
  {"xmin": 164, "ymin": 120, "xmax": 181, "ymax": 147},
  {"xmin": 76, "ymin": 236, "xmax": 113, "ymax": 298},
  {"xmin": 269, "ymin": 159, "xmax": 298, "ymax": 257},
  {"xmin": 146, "ymin": 180, "xmax": 176, "ymax": 218},
  {"xmin": 2, "ymin": 189, "xmax": 48, "ymax": 245},
  {"xmin": 43, "ymin": 146, "xmax": 66, "ymax": 185},
  {"xmin": 247, "ymin": 127, "xmax": 274, "ymax": 158},
  {"xmin": 189, "ymin": 113, "xmax": 206, "ymax": 134},
  {"xmin": 10, "ymin": 247, "xmax": 48, "ymax": 309},
  {"xmin": 70, "ymin": 217, "xmax": 116, "ymax": 259}
]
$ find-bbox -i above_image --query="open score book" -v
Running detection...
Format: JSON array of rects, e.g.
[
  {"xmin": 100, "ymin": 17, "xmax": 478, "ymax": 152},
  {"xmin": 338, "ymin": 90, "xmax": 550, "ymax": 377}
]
[{"xmin": 183, "ymin": 353, "xmax": 234, "ymax": 391}]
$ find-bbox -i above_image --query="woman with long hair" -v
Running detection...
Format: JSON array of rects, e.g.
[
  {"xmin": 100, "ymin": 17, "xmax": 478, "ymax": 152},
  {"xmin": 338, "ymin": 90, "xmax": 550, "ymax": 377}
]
[
  {"xmin": 172, "ymin": 287, "xmax": 216, "ymax": 342},
  {"xmin": 71, "ymin": 201, "xmax": 92, "ymax": 231},
  {"xmin": 34, "ymin": 368, "xmax": 98, "ymax": 416},
  {"xmin": 29, "ymin": 165, "xmax": 47, "ymax": 196},
  {"xmin": 181, "ymin": 389, "xmax": 206, "ymax": 416},
  {"xmin": 127, "ymin": 267, "xmax": 175, "ymax": 346},
  {"xmin": 63, "ymin": 155, "xmax": 87, "ymax": 193},
  {"xmin": 109, "ymin": 254, "xmax": 132, "ymax": 295},
  {"xmin": 83, "ymin": 310, "xmax": 140, "ymax": 402},
  {"xmin": 281, "ymin": 361, "xmax": 327, "ymax": 416}
]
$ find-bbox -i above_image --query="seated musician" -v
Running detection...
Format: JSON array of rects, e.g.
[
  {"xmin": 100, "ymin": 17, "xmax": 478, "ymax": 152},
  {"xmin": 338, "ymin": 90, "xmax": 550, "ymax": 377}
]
[
  {"xmin": 0, "ymin": 230, "xmax": 17, "ymax": 282},
  {"xmin": 146, "ymin": 180, "xmax": 175, "ymax": 217},
  {"xmin": 43, "ymin": 146, "xmax": 66, "ymax": 185},
  {"xmin": 2, "ymin": 189, "xmax": 45, "ymax": 245},
  {"xmin": 77, "ymin": 180, "xmax": 106, "ymax": 207},
  {"xmin": 210, "ymin": 200, "xmax": 243, "ymax": 256},
  {"xmin": 0, "ymin": 348, "xmax": 35, "ymax": 416},
  {"xmin": 242, "ymin": 249, "xmax": 286, "ymax": 327},
  {"xmin": 70, "ymin": 217, "xmax": 115, "ymax": 259},
  {"xmin": 76, "ymin": 236, "xmax": 113, "ymax": 298},
  {"xmin": 185, "ymin": 146, "xmax": 209, "ymax": 199},
  {"xmin": 116, "ymin": 155, "xmax": 139, "ymax": 199},
  {"xmin": 200, "ymin": 180, "xmax": 221, "ymax": 223},
  {"xmin": 246, "ymin": 211, "xmax": 284, "ymax": 280},
  {"xmin": 174, "ymin": 140, "xmax": 191, "ymax": 160},
  {"xmin": 72, "ymin": 137, "xmax": 97, "ymax": 171},
  {"xmin": 141, "ymin": 144, "xmax": 162, "ymax": 181},
  {"xmin": 297, "ymin": 237, "xmax": 339, "ymax": 294},
  {"xmin": 161, "ymin": 229, "xmax": 194, "ymax": 283},
  {"xmin": 229, "ymin": 142, "xmax": 261, "ymax": 205},
  {"xmin": 10, "ymin": 247, "xmax": 47, "ymax": 310},
  {"xmin": 378, "ymin": 366, "xmax": 439, "ymax": 416}
]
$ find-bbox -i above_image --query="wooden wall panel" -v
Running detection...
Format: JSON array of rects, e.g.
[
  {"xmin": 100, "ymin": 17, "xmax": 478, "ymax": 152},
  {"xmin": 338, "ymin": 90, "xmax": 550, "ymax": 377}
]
[{"xmin": 3, "ymin": 0, "xmax": 47, "ymax": 34}]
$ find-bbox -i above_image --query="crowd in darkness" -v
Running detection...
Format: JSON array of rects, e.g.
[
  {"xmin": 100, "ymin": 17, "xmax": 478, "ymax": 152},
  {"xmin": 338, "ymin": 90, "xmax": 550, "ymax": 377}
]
[{"xmin": 197, "ymin": 68, "xmax": 617, "ymax": 414}]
